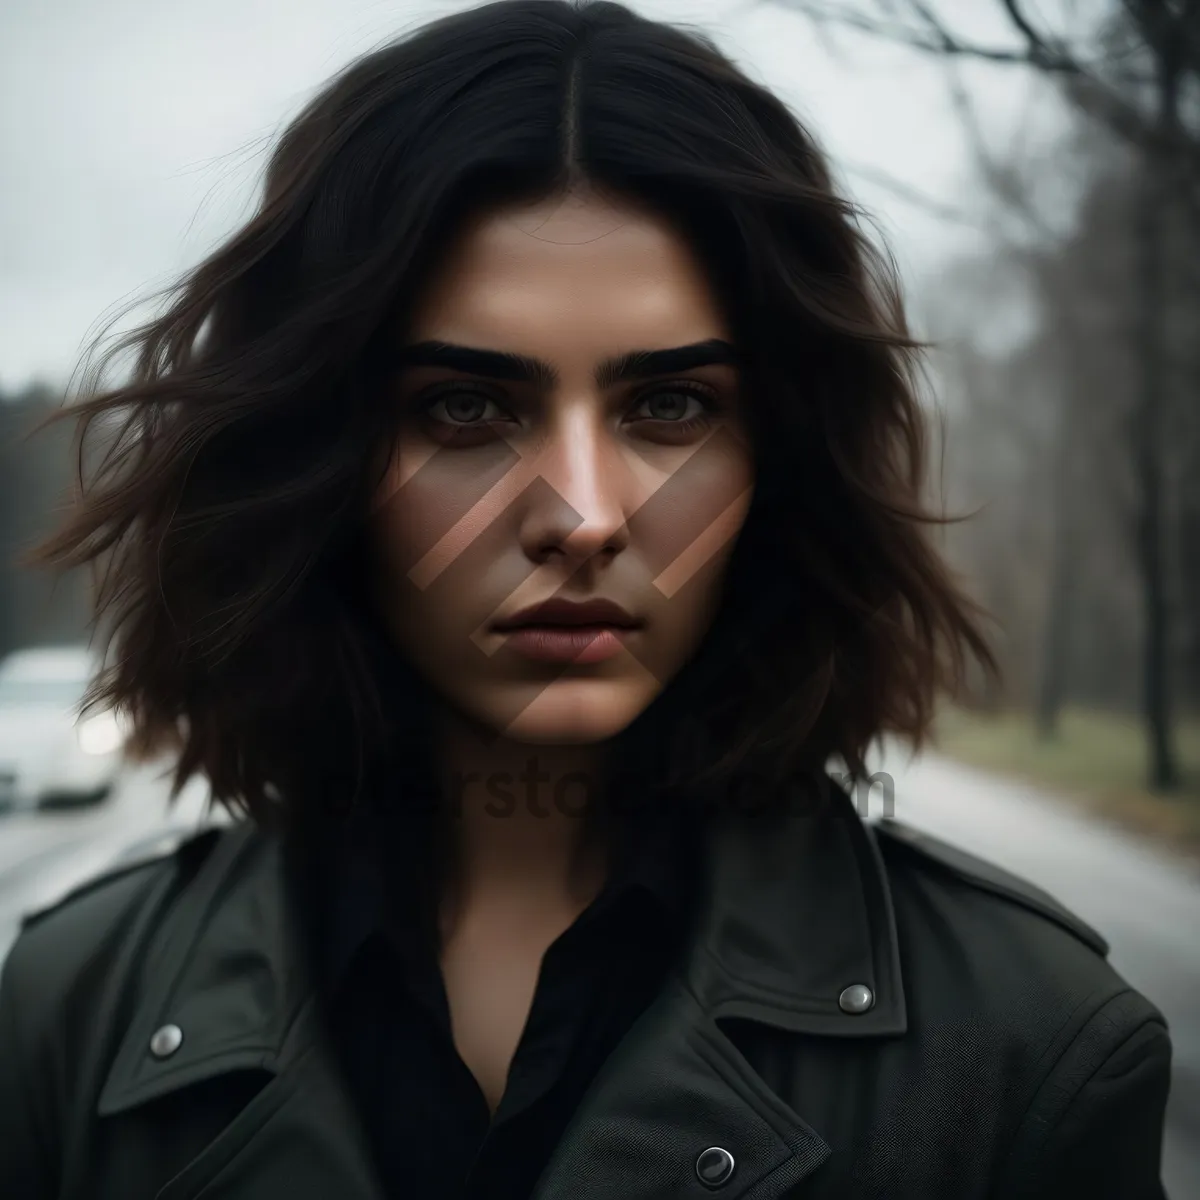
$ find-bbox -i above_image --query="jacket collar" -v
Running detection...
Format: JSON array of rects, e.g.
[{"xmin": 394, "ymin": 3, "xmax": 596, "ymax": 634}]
[
  {"xmin": 687, "ymin": 787, "xmax": 907, "ymax": 1037},
  {"xmin": 98, "ymin": 780, "xmax": 906, "ymax": 1199}
]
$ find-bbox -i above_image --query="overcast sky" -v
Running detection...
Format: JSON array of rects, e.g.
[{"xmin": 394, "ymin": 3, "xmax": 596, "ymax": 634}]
[{"xmin": 0, "ymin": 0, "xmax": 1069, "ymax": 394}]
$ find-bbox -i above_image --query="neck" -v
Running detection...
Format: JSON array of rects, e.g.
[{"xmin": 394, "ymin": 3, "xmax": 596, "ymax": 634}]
[{"xmin": 431, "ymin": 708, "xmax": 614, "ymax": 935}]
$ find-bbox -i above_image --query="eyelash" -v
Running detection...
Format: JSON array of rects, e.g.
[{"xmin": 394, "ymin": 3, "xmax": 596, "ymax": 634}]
[{"xmin": 417, "ymin": 381, "xmax": 722, "ymax": 439}]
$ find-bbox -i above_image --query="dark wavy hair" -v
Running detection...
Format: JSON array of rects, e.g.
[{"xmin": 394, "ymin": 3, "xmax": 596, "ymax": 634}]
[{"xmin": 32, "ymin": 0, "xmax": 996, "ymax": 828}]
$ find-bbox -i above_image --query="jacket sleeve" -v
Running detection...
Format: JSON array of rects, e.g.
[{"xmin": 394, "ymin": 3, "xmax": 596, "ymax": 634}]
[
  {"xmin": 1004, "ymin": 989, "xmax": 1173, "ymax": 1199},
  {"xmin": 0, "ymin": 943, "xmax": 56, "ymax": 1199}
]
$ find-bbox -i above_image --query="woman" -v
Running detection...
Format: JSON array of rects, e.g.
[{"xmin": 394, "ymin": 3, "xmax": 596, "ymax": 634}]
[{"xmin": 0, "ymin": 2, "xmax": 1171, "ymax": 1197}]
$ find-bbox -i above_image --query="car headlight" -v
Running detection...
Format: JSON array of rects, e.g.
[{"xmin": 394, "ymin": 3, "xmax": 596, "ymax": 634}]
[{"xmin": 77, "ymin": 710, "xmax": 125, "ymax": 756}]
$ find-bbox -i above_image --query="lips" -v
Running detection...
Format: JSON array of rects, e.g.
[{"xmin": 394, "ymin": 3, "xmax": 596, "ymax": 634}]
[
  {"xmin": 491, "ymin": 597, "xmax": 641, "ymax": 632},
  {"xmin": 491, "ymin": 598, "xmax": 643, "ymax": 665}
]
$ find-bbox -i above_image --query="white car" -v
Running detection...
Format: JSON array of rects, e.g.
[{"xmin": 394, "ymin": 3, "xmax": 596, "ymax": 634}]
[{"xmin": 0, "ymin": 645, "xmax": 127, "ymax": 812}]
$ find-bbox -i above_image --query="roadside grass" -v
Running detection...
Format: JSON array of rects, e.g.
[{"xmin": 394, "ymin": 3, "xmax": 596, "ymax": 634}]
[{"xmin": 931, "ymin": 706, "xmax": 1200, "ymax": 858}]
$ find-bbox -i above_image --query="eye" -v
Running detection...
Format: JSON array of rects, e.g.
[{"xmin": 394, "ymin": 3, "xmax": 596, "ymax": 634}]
[
  {"xmin": 628, "ymin": 383, "xmax": 720, "ymax": 424},
  {"xmin": 422, "ymin": 388, "xmax": 511, "ymax": 426}
]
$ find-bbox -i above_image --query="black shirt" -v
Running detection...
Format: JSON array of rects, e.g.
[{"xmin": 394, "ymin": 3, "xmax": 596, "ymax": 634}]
[{"xmin": 287, "ymin": 802, "xmax": 699, "ymax": 1200}]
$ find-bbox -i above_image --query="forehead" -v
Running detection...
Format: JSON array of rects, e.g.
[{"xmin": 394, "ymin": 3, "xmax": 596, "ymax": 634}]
[{"xmin": 408, "ymin": 191, "xmax": 729, "ymax": 353}]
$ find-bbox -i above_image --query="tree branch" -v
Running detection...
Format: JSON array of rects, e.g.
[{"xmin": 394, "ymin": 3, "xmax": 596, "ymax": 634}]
[
  {"xmin": 767, "ymin": 0, "xmax": 1200, "ymax": 191},
  {"xmin": 840, "ymin": 160, "xmax": 984, "ymax": 226},
  {"xmin": 771, "ymin": 0, "xmax": 1087, "ymax": 70}
]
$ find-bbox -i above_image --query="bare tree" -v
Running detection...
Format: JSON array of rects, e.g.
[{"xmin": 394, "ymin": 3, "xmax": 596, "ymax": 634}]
[
  {"xmin": 1132, "ymin": 5, "xmax": 1186, "ymax": 787},
  {"xmin": 769, "ymin": 1, "xmax": 1200, "ymax": 203},
  {"xmin": 770, "ymin": 0, "xmax": 1193, "ymax": 789}
]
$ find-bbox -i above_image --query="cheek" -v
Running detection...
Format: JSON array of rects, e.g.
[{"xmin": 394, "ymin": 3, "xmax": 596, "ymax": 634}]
[
  {"xmin": 369, "ymin": 437, "xmax": 524, "ymax": 587},
  {"xmin": 640, "ymin": 435, "xmax": 754, "ymax": 605},
  {"xmin": 650, "ymin": 488, "xmax": 751, "ymax": 604},
  {"xmin": 369, "ymin": 444, "xmax": 436, "ymax": 581},
  {"xmin": 650, "ymin": 459, "xmax": 753, "ymax": 669}
]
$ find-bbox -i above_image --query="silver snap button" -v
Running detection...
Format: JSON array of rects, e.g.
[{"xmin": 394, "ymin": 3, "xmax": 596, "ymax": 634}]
[
  {"xmin": 149, "ymin": 1023, "xmax": 183, "ymax": 1058},
  {"xmin": 696, "ymin": 1146, "xmax": 736, "ymax": 1188},
  {"xmin": 838, "ymin": 983, "xmax": 874, "ymax": 1014}
]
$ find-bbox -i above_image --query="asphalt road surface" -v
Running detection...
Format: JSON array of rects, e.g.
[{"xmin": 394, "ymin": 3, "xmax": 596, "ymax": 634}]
[{"xmin": 0, "ymin": 749, "xmax": 1196, "ymax": 1195}]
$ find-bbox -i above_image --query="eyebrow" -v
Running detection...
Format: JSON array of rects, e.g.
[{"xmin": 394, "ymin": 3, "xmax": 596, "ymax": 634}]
[{"xmin": 393, "ymin": 338, "xmax": 739, "ymax": 388}]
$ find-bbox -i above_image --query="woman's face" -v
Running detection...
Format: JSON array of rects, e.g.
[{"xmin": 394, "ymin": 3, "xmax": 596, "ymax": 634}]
[{"xmin": 369, "ymin": 189, "xmax": 754, "ymax": 744}]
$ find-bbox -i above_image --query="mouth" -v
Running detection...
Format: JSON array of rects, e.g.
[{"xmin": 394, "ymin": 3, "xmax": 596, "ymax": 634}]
[
  {"xmin": 491, "ymin": 599, "xmax": 643, "ymax": 664},
  {"xmin": 491, "ymin": 597, "xmax": 642, "ymax": 632}
]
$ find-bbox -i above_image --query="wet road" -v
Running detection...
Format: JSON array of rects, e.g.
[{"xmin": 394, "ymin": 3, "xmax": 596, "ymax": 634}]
[{"xmin": 0, "ymin": 749, "xmax": 1196, "ymax": 1194}]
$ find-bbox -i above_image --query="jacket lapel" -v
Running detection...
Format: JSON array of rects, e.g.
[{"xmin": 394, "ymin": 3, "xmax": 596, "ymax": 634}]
[
  {"xmin": 151, "ymin": 1005, "xmax": 386, "ymax": 1200},
  {"xmin": 97, "ymin": 784, "xmax": 906, "ymax": 1200},
  {"xmin": 527, "ymin": 977, "xmax": 832, "ymax": 1200},
  {"xmin": 96, "ymin": 826, "xmax": 388, "ymax": 1200},
  {"xmin": 529, "ymin": 789, "xmax": 907, "ymax": 1200}
]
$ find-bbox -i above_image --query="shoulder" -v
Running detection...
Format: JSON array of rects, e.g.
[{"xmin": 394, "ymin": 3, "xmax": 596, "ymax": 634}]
[
  {"xmin": 0, "ymin": 823, "xmax": 258, "ymax": 1191},
  {"xmin": 861, "ymin": 818, "xmax": 1173, "ymax": 1194},
  {"xmin": 1, "ymin": 824, "xmax": 246, "ymax": 1042},
  {"xmin": 870, "ymin": 816, "xmax": 1110, "ymax": 956},
  {"xmin": 869, "ymin": 817, "xmax": 1170, "ymax": 1089},
  {"xmin": 19, "ymin": 825, "xmax": 222, "ymax": 929},
  {"xmin": 14, "ymin": 824, "xmax": 225, "ymax": 945},
  {"xmin": 867, "ymin": 816, "xmax": 1170, "ymax": 1052}
]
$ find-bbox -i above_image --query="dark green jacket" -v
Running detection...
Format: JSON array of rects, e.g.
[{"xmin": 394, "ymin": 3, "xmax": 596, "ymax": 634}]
[{"xmin": 0, "ymin": 795, "xmax": 1173, "ymax": 1199}]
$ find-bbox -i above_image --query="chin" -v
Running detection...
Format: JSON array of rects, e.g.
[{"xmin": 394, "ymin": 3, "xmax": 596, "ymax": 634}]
[{"xmin": 483, "ymin": 678, "xmax": 658, "ymax": 746}]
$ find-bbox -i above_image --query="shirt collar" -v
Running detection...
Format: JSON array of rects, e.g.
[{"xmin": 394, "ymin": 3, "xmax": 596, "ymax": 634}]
[{"xmin": 290, "ymin": 794, "xmax": 700, "ymax": 994}]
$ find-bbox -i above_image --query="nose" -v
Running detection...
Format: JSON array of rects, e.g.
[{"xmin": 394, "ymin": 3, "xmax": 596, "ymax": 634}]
[{"xmin": 518, "ymin": 406, "xmax": 632, "ymax": 568}]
